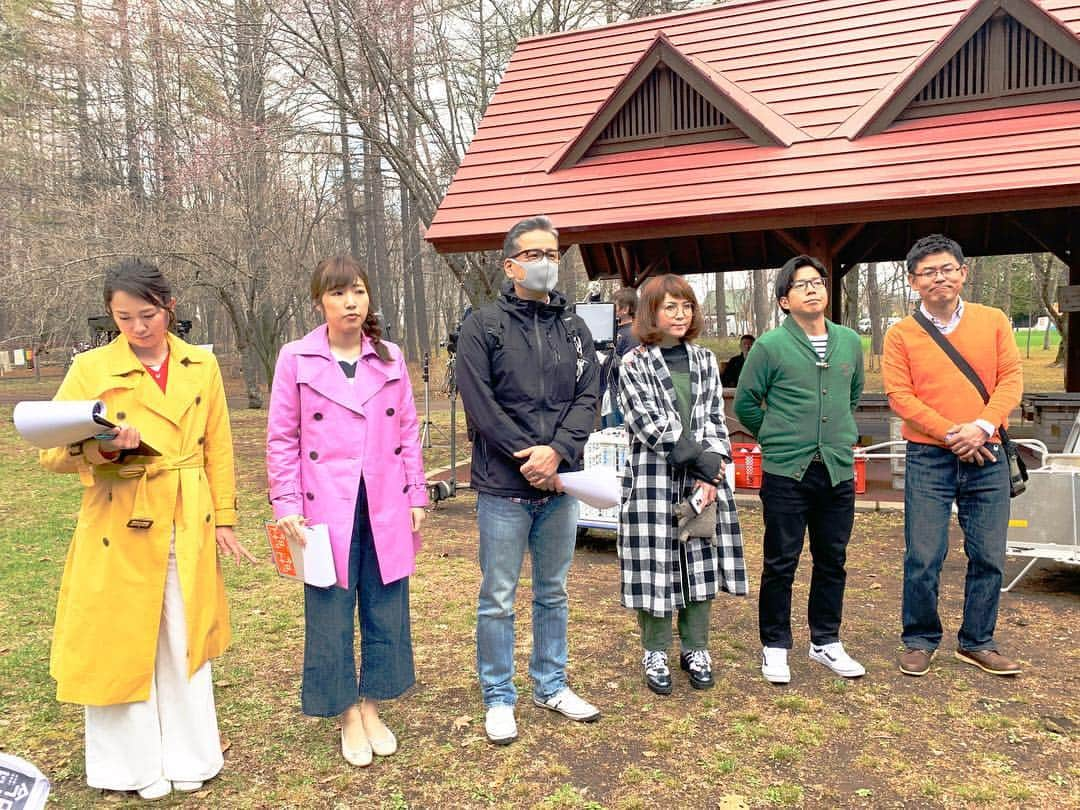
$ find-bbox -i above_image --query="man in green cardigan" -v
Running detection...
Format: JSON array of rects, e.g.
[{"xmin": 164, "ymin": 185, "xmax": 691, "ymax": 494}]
[{"xmin": 734, "ymin": 255, "xmax": 865, "ymax": 685}]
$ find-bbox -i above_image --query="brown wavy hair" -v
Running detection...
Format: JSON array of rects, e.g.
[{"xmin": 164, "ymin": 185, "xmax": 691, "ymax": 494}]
[
  {"xmin": 311, "ymin": 255, "xmax": 391, "ymax": 362},
  {"xmin": 632, "ymin": 274, "xmax": 704, "ymax": 346}
]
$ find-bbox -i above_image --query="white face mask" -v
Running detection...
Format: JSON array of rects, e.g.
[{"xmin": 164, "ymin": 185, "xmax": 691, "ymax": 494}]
[{"xmin": 513, "ymin": 257, "xmax": 559, "ymax": 293}]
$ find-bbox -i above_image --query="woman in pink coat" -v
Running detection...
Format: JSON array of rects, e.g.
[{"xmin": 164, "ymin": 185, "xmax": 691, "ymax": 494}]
[{"xmin": 266, "ymin": 255, "xmax": 428, "ymax": 767}]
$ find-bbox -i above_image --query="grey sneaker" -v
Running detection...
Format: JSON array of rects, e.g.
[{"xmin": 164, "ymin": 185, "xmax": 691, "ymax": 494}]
[{"xmin": 532, "ymin": 687, "xmax": 600, "ymax": 722}]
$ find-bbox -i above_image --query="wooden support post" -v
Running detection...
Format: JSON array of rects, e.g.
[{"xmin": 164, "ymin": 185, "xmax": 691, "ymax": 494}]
[
  {"xmin": 808, "ymin": 227, "xmax": 840, "ymax": 322},
  {"xmin": 1068, "ymin": 258, "xmax": 1079, "ymax": 393}
]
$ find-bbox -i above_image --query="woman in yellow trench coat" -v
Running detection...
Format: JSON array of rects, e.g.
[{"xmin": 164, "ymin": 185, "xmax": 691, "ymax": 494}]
[{"xmin": 40, "ymin": 259, "xmax": 254, "ymax": 800}]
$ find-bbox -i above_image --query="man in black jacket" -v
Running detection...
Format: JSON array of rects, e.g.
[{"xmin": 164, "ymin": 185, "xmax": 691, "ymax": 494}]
[{"xmin": 457, "ymin": 216, "xmax": 601, "ymax": 745}]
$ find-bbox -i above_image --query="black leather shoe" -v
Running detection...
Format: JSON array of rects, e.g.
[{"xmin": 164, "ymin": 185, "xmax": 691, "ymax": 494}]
[
  {"xmin": 642, "ymin": 651, "xmax": 672, "ymax": 695},
  {"xmin": 680, "ymin": 649, "xmax": 714, "ymax": 690}
]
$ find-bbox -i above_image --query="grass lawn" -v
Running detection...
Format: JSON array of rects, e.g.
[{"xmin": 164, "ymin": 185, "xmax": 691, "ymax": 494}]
[{"xmin": 1, "ymin": 378, "xmax": 1078, "ymax": 808}]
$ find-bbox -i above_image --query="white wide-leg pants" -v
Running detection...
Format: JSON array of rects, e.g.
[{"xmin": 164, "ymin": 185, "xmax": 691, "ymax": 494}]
[{"xmin": 84, "ymin": 541, "xmax": 224, "ymax": 792}]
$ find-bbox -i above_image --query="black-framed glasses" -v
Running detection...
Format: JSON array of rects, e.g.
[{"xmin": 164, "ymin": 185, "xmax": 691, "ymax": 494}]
[
  {"xmin": 911, "ymin": 263, "xmax": 963, "ymax": 280},
  {"xmin": 789, "ymin": 278, "xmax": 826, "ymax": 292},
  {"xmin": 511, "ymin": 249, "xmax": 560, "ymax": 263}
]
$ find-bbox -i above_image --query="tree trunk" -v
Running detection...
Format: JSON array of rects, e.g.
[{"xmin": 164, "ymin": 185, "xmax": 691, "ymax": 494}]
[
  {"xmin": 72, "ymin": 0, "xmax": 95, "ymax": 188},
  {"xmin": 866, "ymin": 262, "xmax": 884, "ymax": 356},
  {"xmin": 146, "ymin": 0, "xmax": 176, "ymax": 202},
  {"xmin": 752, "ymin": 268, "xmax": 770, "ymax": 335},
  {"xmin": 843, "ymin": 269, "xmax": 859, "ymax": 329},
  {"xmin": 114, "ymin": 0, "xmax": 142, "ymax": 200},
  {"xmin": 714, "ymin": 270, "xmax": 727, "ymax": 337}
]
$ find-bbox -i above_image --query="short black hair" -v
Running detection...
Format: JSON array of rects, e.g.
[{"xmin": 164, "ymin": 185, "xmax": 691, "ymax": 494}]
[
  {"xmin": 775, "ymin": 255, "xmax": 827, "ymax": 313},
  {"xmin": 104, "ymin": 258, "xmax": 173, "ymax": 311},
  {"xmin": 740, "ymin": 334, "xmax": 755, "ymax": 343},
  {"xmin": 906, "ymin": 234, "xmax": 964, "ymax": 274},
  {"xmin": 502, "ymin": 216, "xmax": 558, "ymax": 259}
]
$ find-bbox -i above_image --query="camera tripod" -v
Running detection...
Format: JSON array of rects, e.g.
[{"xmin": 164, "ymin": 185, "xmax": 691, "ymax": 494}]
[{"xmin": 418, "ymin": 351, "xmax": 451, "ymax": 449}]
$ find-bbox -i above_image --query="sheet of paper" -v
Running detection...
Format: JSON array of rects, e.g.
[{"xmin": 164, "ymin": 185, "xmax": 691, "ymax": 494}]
[
  {"xmin": 559, "ymin": 467, "xmax": 621, "ymax": 509},
  {"xmin": 13, "ymin": 400, "xmax": 109, "ymax": 449},
  {"xmin": 265, "ymin": 522, "xmax": 337, "ymax": 588},
  {"xmin": 299, "ymin": 524, "xmax": 337, "ymax": 587}
]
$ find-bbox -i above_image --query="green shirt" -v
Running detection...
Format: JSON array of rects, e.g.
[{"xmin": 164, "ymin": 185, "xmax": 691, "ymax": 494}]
[{"xmin": 733, "ymin": 317, "xmax": 864, "ymax": 485}]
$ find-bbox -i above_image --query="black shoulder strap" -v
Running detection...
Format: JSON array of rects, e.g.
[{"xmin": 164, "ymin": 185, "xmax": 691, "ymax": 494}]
[
  {"xmin": 912, "ymin": 309, "xmax": 1015, "ymax": 444},
  {"xmin": 912, "ymin": 309, "xmax": 989, "ymax": 404}
]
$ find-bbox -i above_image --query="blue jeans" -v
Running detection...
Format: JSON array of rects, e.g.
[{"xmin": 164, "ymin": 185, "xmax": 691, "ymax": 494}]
[
  {"xmin": 476, "ymin": 492, "xmax": 579, "ymax": 707},
  {"xmin": 902, "ymin": 442, "xmax": 1010, "ymax": 653},
  {"xmin": 301, "ymin": 480, "xmax": 414, "ymax": 717}
]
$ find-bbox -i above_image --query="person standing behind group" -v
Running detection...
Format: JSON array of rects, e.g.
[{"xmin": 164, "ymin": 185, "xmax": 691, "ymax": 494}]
[
  {"xmin": 883, "ymin": 234, "xmax": 1023, "ymax": 678},
  {"xmin": 266, "ymin": 255, "xmax": 428, "ymax": 767},
  {"xmin": 720, "ymin": 334, "xmax": 755, "ymax": 389},
  {"xmin": 41, "ymin": 259, "xmax": 256, "ymax": 801},
  {"xmin": 734, "ymin": 255, "xmax": 866, "ymax": 685},
  {"xmin": 618, "ymin": 275, "xmax": 747, "ymax": 695},
  {"xmin": 600, "ymin": 287, "xmax": 640, "ymax": 428},
  {"xmin": 456, "ymin": 215, "xmax": 601, "ymax": 746}
]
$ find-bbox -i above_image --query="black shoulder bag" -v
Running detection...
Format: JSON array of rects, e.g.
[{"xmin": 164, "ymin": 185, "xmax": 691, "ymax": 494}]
[{"xmin": 912, "ymin": 310, "xmax": 1028, "ymax": 497}]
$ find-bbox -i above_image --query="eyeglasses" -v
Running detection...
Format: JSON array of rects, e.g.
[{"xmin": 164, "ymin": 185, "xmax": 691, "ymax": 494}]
[
  {"xmin": 661, "ymin": 302, "xmax": 695, "ymax": 317},
  {"xmin": 911, "ymin": 263, "xmax": 963, "ymax": 280},
  {"xmin": 511, "ymin": 249, "xmax": 560, "ymax": 263},
  {"xmin": 788, "ymin": 278, "xmax": 826, "ymax": 293}
]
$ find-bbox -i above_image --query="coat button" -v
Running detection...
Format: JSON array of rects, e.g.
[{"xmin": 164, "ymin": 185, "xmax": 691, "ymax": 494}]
[
  {"xmin": 306, "ymin": 492, "xmax": 315, "ymax": 500},
  {"xmin": 386, "ymin": 407, "xmax": 395, "ymax": 416},
  {"xmin": 195, "ymin": 395, "xmax": 202, "ymax": 405},
  {"xmin": 309, "ymin": 451, "xmax": 318, "ymax": 460},
  {"xmin": 116, "ymin": 411, "xmax": 126, "ymax": 420},
  {"xmin": 181, "ymin": 357, "xmax": 191, "ymax": 366},
  {"xmin": 822, "ymin": 416, "xmax": 829, "ymax": 422},
  {"xmin": 197, "ymin": 436, "xmax": 205, "ymax": 444},
  {"xmin": 107, "ymin": 491, "xmax": 112, "ymax": 501},
  {"xmin": 205, "ymin": 514, "xmax": 211, "ymax": 523},
  {"xmin": 402, "ymin": 485, "xmax": 408, "ymax": 493},
  {"xmin": 314, "ymin": 412, "xmax": 323, "ymax": 420},
  {"xmin": 394, "ymin": 447, "xmax": 402, "ymax": 455},
  {"xmin": 822, "ymin": 389, "xmax": 828, "ymax": 395},
  {"xmin": 102, "ymin": 537, "xmax": 109, "ymax": 547}
]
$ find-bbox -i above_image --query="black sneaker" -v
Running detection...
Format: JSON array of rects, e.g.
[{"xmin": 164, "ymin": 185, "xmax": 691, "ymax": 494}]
[
  {"xmin": 680, "ymin": 649, "xmax": 714, "ymax": 690},
  {"xmin": 642, "ymin": 650, "xmax": 672, "ymax": 695}
]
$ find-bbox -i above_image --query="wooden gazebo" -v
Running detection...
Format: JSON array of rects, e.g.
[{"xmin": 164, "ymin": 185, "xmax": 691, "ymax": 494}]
[{"xmin": 426, "ymin": 0, "xmax": 1080, "ymax": 390}]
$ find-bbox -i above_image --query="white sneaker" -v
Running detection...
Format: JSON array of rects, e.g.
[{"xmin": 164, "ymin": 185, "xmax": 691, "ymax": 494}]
[
  {"xmin": 532, "ymin": 687, "xmax": 600, "ymax": 722},
  {"xmin": 761, "ymin": 646, "xmax": 791, "ymax": 684},
  {"xmin": 173, "ymin": 781, "xmax": 204, "ymax": 792},
  {"xmin": 137, "ymin": 778, "xmax": 172, "ymax": 801},
  {"xmin": 485, "ymin": 704, "xmax": 518, "ymax": 745},
  {"xmin": 809, "ymin": 641, "xmax": 866, "ymax": 678}
]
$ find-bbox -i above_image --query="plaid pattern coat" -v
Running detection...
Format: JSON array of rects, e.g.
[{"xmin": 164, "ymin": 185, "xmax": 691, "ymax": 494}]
[{"xmin": 617, "ymin": 342, "xmax": 748, "ymax": 617}]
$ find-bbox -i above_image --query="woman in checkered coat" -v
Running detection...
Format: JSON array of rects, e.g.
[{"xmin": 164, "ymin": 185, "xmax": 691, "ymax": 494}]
[{"xmin": 617, "ymin": 275, "xmax": 747, "ymax": 695}]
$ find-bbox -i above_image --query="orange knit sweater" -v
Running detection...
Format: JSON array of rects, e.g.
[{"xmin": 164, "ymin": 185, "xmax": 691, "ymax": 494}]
[{"xmin": 882, "ymin": 302, "xmax": 1023, "ymax": 446}]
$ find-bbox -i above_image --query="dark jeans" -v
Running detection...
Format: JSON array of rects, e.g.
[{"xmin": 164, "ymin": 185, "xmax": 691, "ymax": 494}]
[
  {"xmin": 301, "ymin": 480, "xmax": 415, "ymax": 717},
  {"xmin": 901, "ymin": 441, "xmax": 1009, "ymax": 653},
  {"xmin": 758, "ymin": 462, "xmax": 855, "ymax": 648}
]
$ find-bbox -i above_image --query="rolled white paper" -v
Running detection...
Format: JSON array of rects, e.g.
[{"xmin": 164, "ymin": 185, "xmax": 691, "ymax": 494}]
[{"xmin": 13, "ymin": 400, "xmax": 109, "ymax": 449}]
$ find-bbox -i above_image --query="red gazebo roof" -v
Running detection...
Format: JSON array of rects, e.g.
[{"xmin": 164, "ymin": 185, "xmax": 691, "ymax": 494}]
[{"xmin": 426, "ymin": 0, "xmax": 1080, "ymax": 253}]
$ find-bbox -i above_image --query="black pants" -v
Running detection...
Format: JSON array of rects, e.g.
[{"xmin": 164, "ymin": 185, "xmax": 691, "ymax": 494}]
[{"xmin": 758, "ymin": 462, "xmax": 855, "ymax": 648}]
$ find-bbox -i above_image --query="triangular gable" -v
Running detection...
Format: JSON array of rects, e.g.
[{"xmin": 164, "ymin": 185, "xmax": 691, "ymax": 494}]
[
  {"xmin": 545, "ymin": 33, "xmax": 807, "ymax": 172},
  {"xmin": 837, "ymin": 0, "xmax": 1080, "ymax": 139}
]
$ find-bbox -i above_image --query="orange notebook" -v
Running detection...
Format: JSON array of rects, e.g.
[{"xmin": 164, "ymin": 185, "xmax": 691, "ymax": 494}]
[{"xmin": 265, "ymin": 522, "xmax": 337, "ymax": 587}]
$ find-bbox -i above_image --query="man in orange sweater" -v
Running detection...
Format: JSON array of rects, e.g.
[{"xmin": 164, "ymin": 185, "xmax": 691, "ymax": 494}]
[{"xmin": 883, "ymin": 234, "xmax": 1023, "ymax": 678}]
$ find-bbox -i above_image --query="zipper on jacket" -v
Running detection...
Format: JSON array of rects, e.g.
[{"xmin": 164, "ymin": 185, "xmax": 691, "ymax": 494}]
[{"xmin": 534, "ymin": 310, "xmax": 547, "ymax": 438}]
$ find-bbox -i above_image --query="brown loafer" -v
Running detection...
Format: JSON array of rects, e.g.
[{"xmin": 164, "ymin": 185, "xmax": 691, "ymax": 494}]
[
  {"xmin": 898, "ymin": 648, "xmax": 934, "ymax": 676},
  {"xmin": 954, "ymin": 648, "xmax": 1021, "ymax": 676}
]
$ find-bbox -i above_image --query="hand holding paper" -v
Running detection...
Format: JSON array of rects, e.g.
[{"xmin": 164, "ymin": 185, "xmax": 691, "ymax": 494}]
[{"xmin": 557, "ymin": 467, "xmax": 621, "ymax": 510}]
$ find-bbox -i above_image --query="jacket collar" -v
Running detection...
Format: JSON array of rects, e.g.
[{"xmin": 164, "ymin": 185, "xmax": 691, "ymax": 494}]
[
  {"xmin": 781, "ymin": 315, "xmax": 835, "ymax": 360},
  {"xmin": 293, "ymin": 325, "xmax": 398, "ymax": 414},
  {"xmin": 98, "ymin": 332, "xmax": 206, "ymax": 426},
  {"xmin": 644, "ymin": 341, "xmax": 705, "ymax": 434},
  {"xmin": 498, "ymin": 280, "xmax": 569, "ymax": 315}
]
